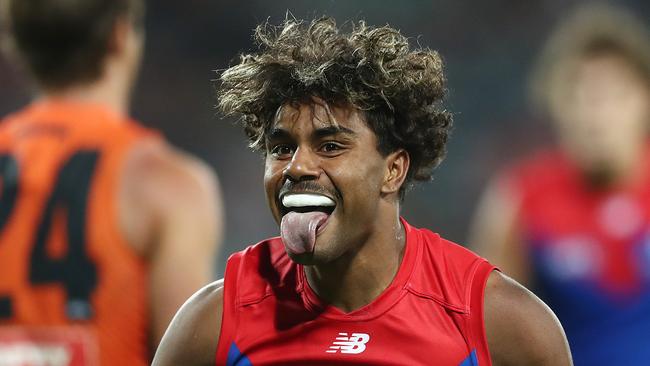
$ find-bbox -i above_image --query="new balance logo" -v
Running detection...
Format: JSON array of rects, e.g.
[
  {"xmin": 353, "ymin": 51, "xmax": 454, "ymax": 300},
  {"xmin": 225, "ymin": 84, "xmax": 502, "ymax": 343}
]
[{"xmin": 326, "ymin": 332, "xmax": 370, "ymax": 354}]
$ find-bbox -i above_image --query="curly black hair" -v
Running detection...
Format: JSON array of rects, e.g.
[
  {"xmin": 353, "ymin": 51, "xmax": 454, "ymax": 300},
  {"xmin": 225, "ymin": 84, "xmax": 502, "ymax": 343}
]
[{"xmin": 218, "ymin": 16, "xmax": 452, "ymax": 192}]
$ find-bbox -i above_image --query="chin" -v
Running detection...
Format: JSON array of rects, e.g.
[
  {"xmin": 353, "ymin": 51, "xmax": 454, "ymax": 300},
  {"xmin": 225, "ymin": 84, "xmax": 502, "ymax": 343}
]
[
  {"xmin": 286, "ymin": 251, "xmax": 316, "ymax": 265},
  {"xmin": 286, "ymin": 236, "xmax": 341, "ymax": 266},
  {"xmin": 286, "ymin": 246, "xmax": 333, "ymax": 266},
  {"xmin": 584, "ymin": 165, "xmax": 617, "ymax": 187}
]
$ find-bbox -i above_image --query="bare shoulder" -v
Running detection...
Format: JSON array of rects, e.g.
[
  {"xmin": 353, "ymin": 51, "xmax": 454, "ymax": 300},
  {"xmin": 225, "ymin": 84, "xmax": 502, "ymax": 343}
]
[
  {"xmin": 484, "ymin": 271, "xmax": 573, "ymax": 366},
  {"xmin": 152, "ymin": 279, "xmax": 225, "ymax": 366},
  {"xmin": 124, "ymin": 140, "xmax": 219, "ymax": 203},
  {"xmin": 119, "ymin": 140, "xmax": 222, "ymax": 254}
]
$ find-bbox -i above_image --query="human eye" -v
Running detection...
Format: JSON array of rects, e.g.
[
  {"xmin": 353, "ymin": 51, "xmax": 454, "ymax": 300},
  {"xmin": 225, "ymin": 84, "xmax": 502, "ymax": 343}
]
[
  {"xmin": 319, "ymin": 142, "xmax": 344, "ymax": 154},
  {"xmin": 270, "ymin": 144, "xmax": 294, "ymax": 158}
]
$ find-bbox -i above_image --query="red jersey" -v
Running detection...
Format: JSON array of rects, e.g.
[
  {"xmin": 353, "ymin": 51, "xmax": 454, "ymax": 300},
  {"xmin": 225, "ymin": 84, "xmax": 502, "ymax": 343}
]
[
  {"xmin": 215, "ymin": 219, "xmax": 495, "ymax": 366},
  {"xmin": 501, "ymin": 148, "xmax": 650, "ymax": 365}
]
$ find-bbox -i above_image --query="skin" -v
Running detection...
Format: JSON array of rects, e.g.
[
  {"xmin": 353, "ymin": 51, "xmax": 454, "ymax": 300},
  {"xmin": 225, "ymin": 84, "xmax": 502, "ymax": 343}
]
[
  {"xmin": 552, "ymin": 54, "xmax": 650, "ymax": 185},
  {"xmin": 485, "ymin": 271, "xmax": 572, "ymax": 366},
  {"xmin": 264, "ymin": 100, "xmax": 408, "ymax": 311},
  {"xmin": 154, "ymin": 100, "xmax": 572, "ymax": 365},
  {"xmin": 120, "ymin": 139, "xmax": 222, "ymax": 345},
  {"xmin": 36, "ymin": 14, "xmax": 223, "ymax": 347},
  {"xmin": 470, "ymin": 53, "xmax": 650, "ymax": 287}
]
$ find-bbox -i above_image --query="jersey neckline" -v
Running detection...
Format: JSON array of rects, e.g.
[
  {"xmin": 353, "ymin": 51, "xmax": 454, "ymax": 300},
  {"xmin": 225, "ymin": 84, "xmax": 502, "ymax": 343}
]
[
  {"xmin": 27, "ymin": 98, "xmax": 127, "ymax": 124},
  {"xmin": 296, "ymin": 217, "xmax": 421, "ymax": 321}
]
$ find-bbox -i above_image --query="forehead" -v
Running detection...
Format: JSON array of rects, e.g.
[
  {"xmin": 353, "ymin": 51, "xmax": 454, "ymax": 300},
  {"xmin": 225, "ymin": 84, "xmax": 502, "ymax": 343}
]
[
  {"xmin": 271, "ymin": 99, "xmax": 366, "ymax": 132},
  {"xmin": 574, "ymin": 53, "xmax": 647, "ymax": 83},
  {"xmin": 554, "ymin": 53, "xmax": 647, "ymax": 101}
]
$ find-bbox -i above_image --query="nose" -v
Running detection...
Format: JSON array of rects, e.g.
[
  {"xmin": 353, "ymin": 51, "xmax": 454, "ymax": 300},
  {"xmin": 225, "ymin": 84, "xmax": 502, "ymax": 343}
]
[{"xmin": 283, "ymin": 146, "xmax": 320, "ymax": 182}]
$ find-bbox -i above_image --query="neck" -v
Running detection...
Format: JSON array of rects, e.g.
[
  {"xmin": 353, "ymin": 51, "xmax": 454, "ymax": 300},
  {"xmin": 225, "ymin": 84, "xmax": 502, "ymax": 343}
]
[
  {"xmin": 40, "ymin": 61, "xmax": 131, "ymax": 116},
  {"xmin": 581, "ymin": 143, "xmax": 646, "ymax": 189},
  {"xmin": 304, "ymin": 203, "xmax": 406, "ymax": 313}
]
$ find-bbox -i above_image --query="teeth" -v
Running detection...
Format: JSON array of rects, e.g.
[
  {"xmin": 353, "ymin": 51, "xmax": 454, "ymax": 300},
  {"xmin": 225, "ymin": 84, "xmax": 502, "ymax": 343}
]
[{"xmin": 282, "ymin": 193, "xmax": 335, "ymax": 208}]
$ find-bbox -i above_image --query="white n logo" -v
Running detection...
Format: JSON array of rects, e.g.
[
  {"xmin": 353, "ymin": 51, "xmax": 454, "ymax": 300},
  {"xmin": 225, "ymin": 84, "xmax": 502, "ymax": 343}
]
[{"xmin": 326, "ymin": 332, "xmax": 370, "ymax": 354}]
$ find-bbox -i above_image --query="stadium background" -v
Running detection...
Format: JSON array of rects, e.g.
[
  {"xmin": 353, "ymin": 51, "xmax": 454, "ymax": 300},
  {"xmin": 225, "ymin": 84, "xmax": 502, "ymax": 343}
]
[{"xmin": 0, "ymin": 0, "xmax": 648, "ymax": 276}]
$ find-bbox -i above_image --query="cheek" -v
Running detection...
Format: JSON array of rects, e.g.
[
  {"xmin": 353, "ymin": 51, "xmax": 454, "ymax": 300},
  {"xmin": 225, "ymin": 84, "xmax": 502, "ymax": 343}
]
[
  {"xmin": 334, "ymin": 159, "xmax": 385, "ymax": 206},
  {"xmin": 263, "ymin": 163, "xmax": 276, "ymax": 188},
  {"xmin": 264, "ymin": 161, "xmax": 285, "ymax": 205},
  {"xmin": 264, "ymin": 157, "xmax": 286, "ymax": 184},
  {"xmin": 623, "ymin": 93, "xmax": 650, "ymax": 129}
]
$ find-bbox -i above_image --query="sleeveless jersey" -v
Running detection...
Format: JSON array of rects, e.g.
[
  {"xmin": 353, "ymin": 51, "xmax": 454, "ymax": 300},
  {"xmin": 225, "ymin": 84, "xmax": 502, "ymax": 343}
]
[
  {"xmin": 0, "ymin": 100, "xmax": 159, "ymax": 366},
  {"xmin": 215, "ymin": 218, "xmax": 495, "ymax": 366},
  {"xmin": 502, "ymin": 148, "xmax": 650, "ymax": 366}
]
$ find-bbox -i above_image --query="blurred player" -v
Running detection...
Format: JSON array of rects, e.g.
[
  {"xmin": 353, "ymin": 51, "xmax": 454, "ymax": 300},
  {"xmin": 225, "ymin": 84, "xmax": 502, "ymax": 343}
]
[
  {"xmin": 0, "ymin": 0, "xmax": 222, "ymax": 364},
  {"xmin": 153, "ymin": 17, "xmax": 571, "ymax": 365},
  {"xmin": 470, "ymin": 4, "xmax": 650, "ymax": 366}
]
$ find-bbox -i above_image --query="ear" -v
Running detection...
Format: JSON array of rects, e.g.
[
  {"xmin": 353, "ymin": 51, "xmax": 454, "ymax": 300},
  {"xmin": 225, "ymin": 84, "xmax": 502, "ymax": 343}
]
[
  {"xmin": 107, "ymin": 16, "xmax": 131, "ymax": 56},
  {"xmin": 381, "ymin": 149, "xmax": 409, "ymax": 195}
]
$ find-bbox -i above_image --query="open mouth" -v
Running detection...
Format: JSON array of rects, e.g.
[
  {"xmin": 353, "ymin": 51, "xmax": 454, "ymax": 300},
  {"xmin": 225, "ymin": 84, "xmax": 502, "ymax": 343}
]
[
  {"xmin": 278, "ymin": 193, "xmax": 337, "ymax": 255},
  {"xmin": 280, "ymin": 193, "xmax": 336, "ymax": 216}
]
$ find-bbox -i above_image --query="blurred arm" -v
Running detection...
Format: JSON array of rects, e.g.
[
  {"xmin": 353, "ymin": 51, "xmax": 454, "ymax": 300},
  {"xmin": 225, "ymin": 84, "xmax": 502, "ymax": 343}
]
[
  {"xmin": 152, "ymin": 280, "xmax": 224, "ymax": 366},
  {"xmin": 120, "ymin": 141, "xmax": 223, "ymax": 347},
  {"xmin": 484, "ymin": 271, "xmax": 573, "ymax": 365},
  {"xmin": 468, "ymin": 176, "xmax": 530, "ymax": 286}
]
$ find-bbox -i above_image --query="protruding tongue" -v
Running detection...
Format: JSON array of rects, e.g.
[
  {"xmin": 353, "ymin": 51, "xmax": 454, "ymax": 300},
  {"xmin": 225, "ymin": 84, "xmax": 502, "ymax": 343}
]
[{"xmin": 280, "ymin": 211, "xmax": 329, "ymax": 255}]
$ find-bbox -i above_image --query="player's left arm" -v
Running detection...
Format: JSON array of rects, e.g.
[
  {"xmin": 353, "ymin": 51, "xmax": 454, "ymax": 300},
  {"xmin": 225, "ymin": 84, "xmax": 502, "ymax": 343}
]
[
  {"xmin": 122, "ymin": 141, "xmax": 224, "ymax": 347},
  {"xmin": 147, "ymin": 149, "xmax": 224, "ymax": 346},
  {"xmin": 484, "ymin": 271, "xmax": 573, "ymax": 366}
]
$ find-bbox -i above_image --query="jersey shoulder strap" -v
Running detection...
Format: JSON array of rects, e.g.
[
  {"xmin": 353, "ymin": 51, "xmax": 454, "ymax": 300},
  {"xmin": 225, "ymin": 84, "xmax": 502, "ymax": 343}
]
[{"xmin": 215, "ymin": 238, "xmax": 297, "ymax": 365}]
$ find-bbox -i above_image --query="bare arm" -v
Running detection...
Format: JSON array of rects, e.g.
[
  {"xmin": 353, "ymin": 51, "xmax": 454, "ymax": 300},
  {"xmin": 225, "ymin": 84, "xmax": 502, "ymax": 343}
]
[
  {"xmin": 152, "ymin": 280, "xmax": 224, "ymax": 366},
  {"xmin": 485, "ymin": 271, "xmax": 572, "ymax": 366},
  {"xmin": 469, "ymin": 176, "xmax": 531, "ymax": 285},
  {"xmin": 120, "ymin": 141, "xmax": 223, "ymax": 346}
]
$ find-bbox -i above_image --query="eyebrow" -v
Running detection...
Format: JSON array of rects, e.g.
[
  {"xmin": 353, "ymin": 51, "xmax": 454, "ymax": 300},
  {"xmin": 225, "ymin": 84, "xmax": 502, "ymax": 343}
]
[
  {"xmin": 266, "ymin": 128, "xmax": 292, "ymax": 142},
  {"xmin": 313, "ymin": 126, "xmax": 357, "ymax": 139},
  {"xmin": 266, "ymin": 125, "xmax": 357, "ymax": 143}
]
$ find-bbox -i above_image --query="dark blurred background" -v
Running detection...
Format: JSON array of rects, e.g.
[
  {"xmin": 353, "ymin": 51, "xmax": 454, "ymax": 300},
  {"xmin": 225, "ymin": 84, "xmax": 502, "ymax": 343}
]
[{"xmin": 1, "ymin": 0, "xmax": 648, "ymax": 275}]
